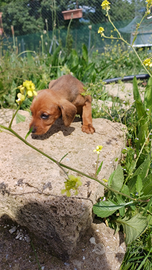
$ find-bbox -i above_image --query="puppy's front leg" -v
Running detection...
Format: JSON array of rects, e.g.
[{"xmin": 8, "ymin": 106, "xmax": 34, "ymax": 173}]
[{"xmin": 82, "ymin": 96, "xmax": 95, "ymax": 134}]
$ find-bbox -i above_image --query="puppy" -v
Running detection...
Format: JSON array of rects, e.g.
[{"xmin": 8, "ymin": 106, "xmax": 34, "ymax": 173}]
[{"xmin": 29, "ymin": 74, "xmax": 95, "ymax": 135}]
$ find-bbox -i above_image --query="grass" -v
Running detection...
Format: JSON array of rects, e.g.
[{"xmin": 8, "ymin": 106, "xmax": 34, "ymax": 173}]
[{"xmin": 0, "ymin": 39, "xmax": 152, "ymax": 269}]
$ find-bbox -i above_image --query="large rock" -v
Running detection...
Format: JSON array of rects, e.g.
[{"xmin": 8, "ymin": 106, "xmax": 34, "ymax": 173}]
[{"xmin": 0, "ymin": 110, "xmax": 126, "ymax": 260}]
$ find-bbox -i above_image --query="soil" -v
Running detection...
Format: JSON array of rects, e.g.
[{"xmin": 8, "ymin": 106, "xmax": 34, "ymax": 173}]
[{"xmin": 0, "ymin": 215, "xmax": 125, "ymax": 270}]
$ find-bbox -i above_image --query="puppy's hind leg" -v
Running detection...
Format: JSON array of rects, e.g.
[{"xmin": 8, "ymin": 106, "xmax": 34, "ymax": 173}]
[{"xmin": 81, "ymin": 96, "xmax": 95, "ymax": 134}]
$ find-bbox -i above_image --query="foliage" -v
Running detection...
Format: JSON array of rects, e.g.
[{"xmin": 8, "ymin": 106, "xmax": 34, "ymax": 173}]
[
  {"xmin": 1, "ymin": 0, "xmax": 44, "ymax": 36},
  {"xmin": 92, "ymin": 1, "xmax": 152, "ymax": 268},
  {"xmin": 0, "ymin": 0, "xmax": 143, "ymax": 37},
  {"xmin": 0, "ymin": 39, "xmax": 151, "ymax": 110}
]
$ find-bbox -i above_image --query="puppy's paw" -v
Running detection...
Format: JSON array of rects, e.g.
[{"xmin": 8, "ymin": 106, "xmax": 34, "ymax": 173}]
[{"xmin": 82, "ymin": 124, "xmax": 95, "ymax": 134}]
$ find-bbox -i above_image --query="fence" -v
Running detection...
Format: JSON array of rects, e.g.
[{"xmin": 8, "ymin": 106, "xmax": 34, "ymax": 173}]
[{"xmin": 0, "ymin": 0, "xmax": 150, "ymax": 55}]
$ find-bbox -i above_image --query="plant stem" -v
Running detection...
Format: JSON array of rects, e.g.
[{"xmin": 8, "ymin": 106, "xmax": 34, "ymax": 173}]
[
  {"xmin": 107, "ymin": 12, "xmax": 152, "ymax": 77},
  {"xmin": 8, "ymin": 106, "xmax": 20, "ymax": 128},
  {"xmin": 95, "ymin": 153, "xmax": 99, "ymax": 177}
]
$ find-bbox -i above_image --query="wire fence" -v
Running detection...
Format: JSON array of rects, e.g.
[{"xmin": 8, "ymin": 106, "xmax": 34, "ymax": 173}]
[{"xmin": 0, "ymin": 0, "xmax": 150, "ymax": 55}]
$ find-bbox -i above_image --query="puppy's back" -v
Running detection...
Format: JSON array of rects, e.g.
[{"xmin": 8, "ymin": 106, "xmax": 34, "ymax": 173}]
[{"xmin": 49, "ymin": 74, "xmax": 84, "ymax": 102}]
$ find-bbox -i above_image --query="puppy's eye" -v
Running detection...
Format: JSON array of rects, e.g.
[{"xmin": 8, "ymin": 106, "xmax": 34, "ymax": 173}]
[{"xmin": 41, "ymin": 113, "xmax": 49, "ymax": 119}]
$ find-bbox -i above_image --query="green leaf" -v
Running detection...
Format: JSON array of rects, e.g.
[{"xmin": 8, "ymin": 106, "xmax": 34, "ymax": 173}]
[
  {"xmin": 82, "ymin": 44, "xmax": 88, "ymax": 62},
  {"xmin": 117, "ymin": 196, "xmax": 126, "ymax": 217},
  {"xmin": 142, "ymin": 174, "xmax": 152, "ymax": 195},
  {"xmin": 59, "ymin": 153, "xmax": 69, "ymax": 162},
  {"xmin": 144, "ymin": 77, "xmax": 152, "ymax": 112},
  {"xmin": 69, "ymin": 49, "xmax": 79, "ymax": 66},
  {"xmin": 128, "ymin": 156, "xmax": 150, "ymax": 192},
  {"xmin": 109, "ymin": 165, "xmax": 124, "ymax": 192},
  {"xmin": 96, "ymin": 161, "xmax": 103, "ymax": 176},
  {"xmin": 16, "ymin": 113, "xmax": 26, "ymax": 124},
  {"xmin": 132, "ymin": 35, "xmax": 137, "ymax": 45},
  {"xmin": 25, "ymin": 127, "xmax": 33, "ymax": 140},
  {"xmin": 133, "ymin": 77, "xmax": 143, "ymax": 106},
  {"xmin": 147, "ymin": 215, "xmax": 152, "ymax": 225},
  {"xmin": 51, "ymin": 46, "xmax": 61, "ymax": 66},
  {"xmin": 108, "ymin": 170, "xmax": 115, "ymax": 187},
  {"xmin": 133, "ymin": 77, "xmax": 148, "ymax": 150},
  {"xmin": 132, "ymin": 155, "xmax": 150, "ymax": 179},
  {"xmin": 93, "ymin": 200, "xmax": 133, "ymax": 218},
  {"xmin": 136, "ymin": 175, "xmax": 143, "ymax": 195},
  {"xmin": 116, "ymin": 214, "xmax": 148, "ymax": 245},
  {"xmin": 121, "ymin": 184, "xmax": 130, "ymax": 196},
  {"xmin": 143, "ymin": 197, "xmax": 152, "ymax": 215}
]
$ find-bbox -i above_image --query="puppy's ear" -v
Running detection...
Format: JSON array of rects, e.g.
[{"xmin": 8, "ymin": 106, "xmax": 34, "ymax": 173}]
[{"xmin": 59, "ymin": 100, "xmax": 77, "ymax": 126}]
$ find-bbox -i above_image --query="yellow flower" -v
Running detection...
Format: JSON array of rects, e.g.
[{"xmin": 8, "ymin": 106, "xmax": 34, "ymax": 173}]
[
  {"xmin": 101, "ymin": 0, "xmax": 110, "ymax": 11},
  {"xmin": 146, "ymin": 0, "xmax": 152, "ymax": 12},
  {"xmin": 98, "ymin": 27, "xmax": 105, "ymax": 37},
  {"xmin": 102, "ymin": 178, "xmax": 108, "ymax": 183},
  {"xmin": 146, "ymin": 0, "xmax": 152, "ymax": 6},
  {"xmin": 16, "ymin": 93, "xmax": 25, "ymax": 105},
  {"xmin": 18, "ymin": 85, "xmax": 25, "ymax": 94},
  {"xmin": 143, "ymin": 58, "xmax": 152, "ymax": 67},
  {"xmin": 23, "ymin": 80, "xmax": 37, "ymax": 97},
  {"xmin": 61, "ymin": 175, "xmax": 82, "ymax": 197},
  {"xmin": 93, "ymin": 145, "xmax": 103, "ymax": 154}
]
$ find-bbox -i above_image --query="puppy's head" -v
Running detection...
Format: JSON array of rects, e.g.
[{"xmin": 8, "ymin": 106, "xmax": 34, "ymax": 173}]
[{"xmin": 29, "ymin": 89, "xmax": 77, "ymax": 135}]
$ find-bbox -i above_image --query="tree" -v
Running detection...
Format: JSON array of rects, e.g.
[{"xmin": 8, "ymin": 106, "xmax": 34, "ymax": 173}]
[
  {"xmin": 1, "ymin": 0, "xmax": 44, "ymax": 36},
  {"xmin": 0, "ymin": 0, "xmax": 140, "ymax": 37}
]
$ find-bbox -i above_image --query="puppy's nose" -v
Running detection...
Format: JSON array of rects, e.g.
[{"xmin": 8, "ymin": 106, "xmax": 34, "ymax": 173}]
[{"xmin": 31, "ymin": 126, "xmax": 37, "ymax": 133}]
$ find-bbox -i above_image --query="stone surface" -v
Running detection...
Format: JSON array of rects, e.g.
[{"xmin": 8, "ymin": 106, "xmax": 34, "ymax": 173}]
[{"xmin": 0, "ymin": 109, "xmax": 126, "ymax": 261}]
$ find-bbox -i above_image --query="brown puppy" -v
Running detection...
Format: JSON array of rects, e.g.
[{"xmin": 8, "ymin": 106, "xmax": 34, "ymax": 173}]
[{"xmin": 29, "ymin": 74, "xmax": 95, "ymax": 135}]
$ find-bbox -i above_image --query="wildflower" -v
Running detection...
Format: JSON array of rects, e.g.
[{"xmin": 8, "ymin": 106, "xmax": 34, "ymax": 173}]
[
  {"xmin": 98, "ymin": 27, "xmax": 105, "ymax": 37},
  {"xmin": 93, "ymin": 145, "xmax": 103, "ymax": 154},
  {"xmin": 101, "ymin": 0, "xmax": 110, "ymax": 11},
  {"xmin": 146, "ymin": 0, "xmax": 152, "ymax": 8},
  {"xmin": 16, "ymin": 93, "xmax": 25, "ymax": 105},
  {"xmin": 102, "ymin": 178, "xmax": 108, "ymax": 183},
  {"xmin": 143, "ymin": 58, "xmax": 152, "ymax": 67},
  {"xmin": 23, "ymin": 80, "xmax": 37, "ymax": 97},
  {"xmin": 61, "ymin": 175, "xmax": 82, "ymax": 197},
  {"xmin": 18, "ymin": 85, "xmax": 25, "ymax": 94}
]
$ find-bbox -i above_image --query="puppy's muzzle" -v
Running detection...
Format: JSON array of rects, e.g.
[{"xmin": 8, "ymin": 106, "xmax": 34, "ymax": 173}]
[{"xmin": 30, "ymin": 125, "xmax": 37, "ymax": 134}]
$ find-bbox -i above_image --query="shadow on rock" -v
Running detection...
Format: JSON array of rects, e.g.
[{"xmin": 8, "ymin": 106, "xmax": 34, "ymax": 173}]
[
  {"xmin": 13, "ymin": 196, "xmax": 93, "ymax": 260},
  {"xmin": 31, "ymin": 118, "xmax": 76, "ymax": 140}
]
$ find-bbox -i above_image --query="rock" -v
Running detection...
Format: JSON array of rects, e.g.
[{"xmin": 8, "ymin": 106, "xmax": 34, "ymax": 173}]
[
  {"xmin": 9, "ymin": 226, "xmax": 17, "ymax": 234},
  {"xmin": 0, "ymin": 110, "xmax": 126, "ymax": 261},
  {"xmin": 77, "ymin": 222, "xmax": 126, "ymax": 270}
]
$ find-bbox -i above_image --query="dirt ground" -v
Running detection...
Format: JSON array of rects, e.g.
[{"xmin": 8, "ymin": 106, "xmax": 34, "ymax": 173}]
[
  {"xmin": 0, "ymin": 215, "xmax": 125, "ymax": 270},
  {"xmin": 0, "ymin": 215, "xmax": 89, "ymax": 270}
]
